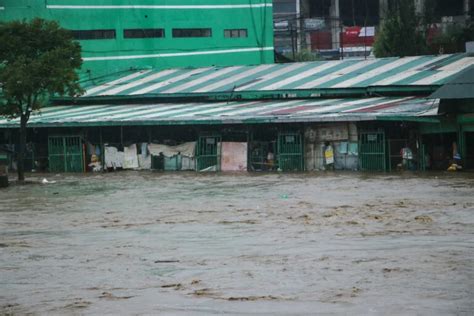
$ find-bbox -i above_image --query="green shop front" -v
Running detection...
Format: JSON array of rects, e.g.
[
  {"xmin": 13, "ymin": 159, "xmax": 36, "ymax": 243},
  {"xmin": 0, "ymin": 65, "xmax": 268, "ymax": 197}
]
[
  {"xmin": 2, "ymin": 53, "xmax": 473, "ymax": 174},
  {"xmin": 0, "ymin": 96, "xmax": 445, "ymax": 174}
]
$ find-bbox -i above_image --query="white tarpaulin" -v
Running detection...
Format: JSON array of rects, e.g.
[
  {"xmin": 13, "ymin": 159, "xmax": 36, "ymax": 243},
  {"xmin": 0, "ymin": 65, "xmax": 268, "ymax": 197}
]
[
  {"xmin": 104, "ymin": 146, "xmax": 124, "ymax": 169},
  {"xmin": 138, "ymin": 142, "xmax": 151, "ymax": 169},
  {"xmin": 123, "ymin": 144, "xmax": 139, "ymax": 169},
  {"xmin": 181, "ymin": 156, "xmax": 195, "ymax": 170},
  {"xmin": 138, "ymin": 154, "xmax": 151, "ymax": 170},
  {"xmin": 148, "ymin": 142, "xmax": 195, "ymax": 158},
  {"xmin": 221, "ymin": 142, "xmax": 247, "ymax": 172}
]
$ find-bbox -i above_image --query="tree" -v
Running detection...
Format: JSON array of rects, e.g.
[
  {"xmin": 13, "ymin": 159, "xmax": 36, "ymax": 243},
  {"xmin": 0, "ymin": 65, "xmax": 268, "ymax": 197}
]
[
  {"xmin": 429, "ymin": 19, "xmax": 474, "ymax": 54},
  {"xmin": 0, "ymin": 18, "xmax": 83, "ymax": 181},
  {"xmin": 373, "ymin": 0, "xmax": 428, "ymax": 57}
]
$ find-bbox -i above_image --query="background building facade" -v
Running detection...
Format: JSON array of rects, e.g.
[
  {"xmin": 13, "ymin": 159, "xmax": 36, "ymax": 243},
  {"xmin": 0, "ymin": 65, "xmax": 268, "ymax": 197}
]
[
  {"xmin": 274, "ymin": 0, "xmax": 473, "ymax": 59},
  {"xmin": 0, "ymin": 0, "xmax": 274, "ymax": 78}
]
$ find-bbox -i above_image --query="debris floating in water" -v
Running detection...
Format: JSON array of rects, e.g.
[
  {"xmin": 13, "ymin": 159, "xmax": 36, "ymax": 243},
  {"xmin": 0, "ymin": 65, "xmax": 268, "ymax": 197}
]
[
  {"xmin": 41, "ymin": 178, "xmax": 57, "ymax": 184},
  {"xmin": 154, "ymin": 260, "xmax": 180, "ymax": 263}
]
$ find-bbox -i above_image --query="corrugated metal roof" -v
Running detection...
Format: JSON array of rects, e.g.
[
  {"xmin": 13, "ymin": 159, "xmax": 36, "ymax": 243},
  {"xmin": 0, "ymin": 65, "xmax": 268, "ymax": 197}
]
[
  {"xmin": 77, "ymin": 54, "xmax": 474, "ymax": 99},
  {"xmin": 0, "ymin": 97, "xmax": 439, "ymax": 128},
  {"xmin": 429, "ymin": 65, "xmax": 474, "ymax": 99}
]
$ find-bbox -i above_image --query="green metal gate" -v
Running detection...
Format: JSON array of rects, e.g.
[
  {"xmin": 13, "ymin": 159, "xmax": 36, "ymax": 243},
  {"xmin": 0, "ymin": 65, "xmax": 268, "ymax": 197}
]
[
  {"xmin": 359, "ymin": 131, "xmax": 386, "ymax": 171},
  {"xmin": 48, "ymin": 136, "xmax": 84, "ymax": 172},
  {"xmin": 277, "ymin": 132, "xmax": 304, "ymax": 171},
  {"xmin": 387, "ymin": 139, "xmax": 426, "ymax": 171},
  {"xmin": 196, "ymin": 135, "xmax": 221, "ymax": 171},
  {"xmin": 0, "ymin": 152, "xmax": 8, "ymax": 175}
]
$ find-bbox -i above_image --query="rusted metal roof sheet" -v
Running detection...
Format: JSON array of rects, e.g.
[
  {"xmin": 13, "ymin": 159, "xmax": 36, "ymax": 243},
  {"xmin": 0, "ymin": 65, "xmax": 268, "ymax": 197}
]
[{"xmin": 0, "ymin": 97, "xmax": 439, "ymax": 128}]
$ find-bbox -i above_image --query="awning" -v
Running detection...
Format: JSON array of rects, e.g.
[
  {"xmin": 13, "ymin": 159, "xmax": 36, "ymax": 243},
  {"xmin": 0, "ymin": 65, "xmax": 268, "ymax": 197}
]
[
  {"xmin": 0, "ymin": 97, "xmax": 439, "ymax": 128},
  {"xmin": 75, "ymin": 53, "xmax": 474, "ymax": 100},
  {"xmin": 429, "ymin": 65, "xmax": 474, "ymax": 99}
]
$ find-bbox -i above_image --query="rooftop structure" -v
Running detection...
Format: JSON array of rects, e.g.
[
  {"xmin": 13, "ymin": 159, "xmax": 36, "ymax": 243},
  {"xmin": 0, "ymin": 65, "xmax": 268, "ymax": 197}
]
[{"xmin": 71, "ymin": 53, "xmax": 474, "ymax": 102}]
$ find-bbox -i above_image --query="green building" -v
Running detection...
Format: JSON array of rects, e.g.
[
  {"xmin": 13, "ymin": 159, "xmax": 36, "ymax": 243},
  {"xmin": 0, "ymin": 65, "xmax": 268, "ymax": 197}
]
[{"xmin": 0, "ymin": 0, "xmax": 274, "ymax": 78}]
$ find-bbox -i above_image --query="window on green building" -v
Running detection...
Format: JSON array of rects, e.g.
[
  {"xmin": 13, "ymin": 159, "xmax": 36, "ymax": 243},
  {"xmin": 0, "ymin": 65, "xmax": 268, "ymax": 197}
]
[
  {"xmin": 224, "ymin": 29, "xmax": 248, "ymax": 38},
  {"xmin": 124, "ymin": 29, "xmax": 165, "ymax": 39},
  {"xmin": 172, "ymin": 28, "xmax": 212, "ymax": 38},
  {"xmin": 71, "ymin": 29, "xmax": 116, "ymax": 40}
]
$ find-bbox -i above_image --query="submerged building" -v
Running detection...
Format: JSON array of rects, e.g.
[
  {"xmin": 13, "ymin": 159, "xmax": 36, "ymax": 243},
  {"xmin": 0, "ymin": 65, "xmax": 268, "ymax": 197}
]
[
  {"xmin": 0, "ymin": 0, "xmax": 274, "ymax": 77},
  {"xmin": 1, "ymin": 53, "xmax": 473, "ymax": 173}
]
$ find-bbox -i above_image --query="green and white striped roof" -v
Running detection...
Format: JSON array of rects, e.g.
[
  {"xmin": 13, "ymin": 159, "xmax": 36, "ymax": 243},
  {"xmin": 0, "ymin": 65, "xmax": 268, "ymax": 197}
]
[
  {"xmin": 0, "ymin": 97, "xmax": 438, "ymax": 128},
  {"xmin": 78, "ymin": 53, "xmax": 474, "ymax": 99}
]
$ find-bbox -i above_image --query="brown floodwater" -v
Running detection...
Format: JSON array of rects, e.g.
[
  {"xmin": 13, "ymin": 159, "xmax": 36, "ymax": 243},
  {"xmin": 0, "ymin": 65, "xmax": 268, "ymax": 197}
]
[{"xmin": 1, "ymin": 171, "xmax": 473, "ymax": 315}]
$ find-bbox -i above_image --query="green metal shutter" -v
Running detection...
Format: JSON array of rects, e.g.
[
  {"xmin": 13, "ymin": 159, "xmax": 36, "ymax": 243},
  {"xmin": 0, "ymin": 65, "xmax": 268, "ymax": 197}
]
[
  {"xmin": 277, "ymin": 132, "xmax": 304, "ymax": 171},
  {"xmin": 359, "ymin": 131, "xmax": 386, "ymax": 171},
  {"xmin": 196, "ymin": 135, "xmax": 221, "ymax": 171},
  {"xmin": 48, "ymin": 136, "xmax": 84, "ymax": 173}
]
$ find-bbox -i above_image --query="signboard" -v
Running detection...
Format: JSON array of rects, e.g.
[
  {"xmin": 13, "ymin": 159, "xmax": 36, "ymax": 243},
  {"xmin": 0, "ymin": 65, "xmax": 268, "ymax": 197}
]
[
  {"xmin": 274, "ymin": 21, "xmax": 289, "ymax": 30},
  {"xmin": 304, "ymin": 18, "xmax": 325, "ymax": 31},
  {"xmin": 367, "ymin": 134, "xmax": 378, "ymax": 142},
  {"xmin": 315, "ymin": 124, "xmax": 349, "ymax": 141},
  {"xmin": 359, "ymin": 26, "xmax": 375, "ymax": 37},
  {"xmin": 341, "ymin": 26, "xmax": 375, "ymax": 47}
]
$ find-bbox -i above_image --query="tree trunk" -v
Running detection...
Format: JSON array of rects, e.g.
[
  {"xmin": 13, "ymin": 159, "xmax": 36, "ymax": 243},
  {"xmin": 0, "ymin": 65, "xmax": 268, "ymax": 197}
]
[{"xmin": 17, "ymin": 114, "xmax": 27, "ymax": 182}]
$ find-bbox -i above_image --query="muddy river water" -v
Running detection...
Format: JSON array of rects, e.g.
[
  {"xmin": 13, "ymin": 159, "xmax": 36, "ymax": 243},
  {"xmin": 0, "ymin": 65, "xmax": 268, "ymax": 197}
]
[{"xmin": 1, "ymin": 172, "xmax": 473, "ymax": 315}]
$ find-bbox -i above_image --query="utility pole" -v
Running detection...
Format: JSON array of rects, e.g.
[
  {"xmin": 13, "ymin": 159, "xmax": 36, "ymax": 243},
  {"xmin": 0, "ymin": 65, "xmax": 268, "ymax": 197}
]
[
  {"xmin": 300, "ymin": 0, "xmax": 312, "ymax": 51},
  {"xmin": 290, "ymin": 25, "xmax": 296, "ymax": 60},
  {"xmin": 296, "ymin": 0, "xmax": 301, "ymax": 53},
  {"xmin": 464, "ymin": 0, "xmax": 471, "ymax": 19},
  {"xmin": 340, "ymin": 23, "xmax": 344, "ymax": 60}
]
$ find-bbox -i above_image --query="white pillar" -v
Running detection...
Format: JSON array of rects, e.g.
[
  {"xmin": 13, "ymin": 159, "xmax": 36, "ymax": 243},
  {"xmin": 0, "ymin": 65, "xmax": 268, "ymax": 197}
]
[
  {"xmin": 330, "ymin": 0, "xmax": 340, "ymax": 50},
  {"xmin": 296, "ymin": 0, "xmax": 301, "ymax": 52},
  {"xmin": 414, "ymin": 0, "xmax": 425, "ymax": 15}
]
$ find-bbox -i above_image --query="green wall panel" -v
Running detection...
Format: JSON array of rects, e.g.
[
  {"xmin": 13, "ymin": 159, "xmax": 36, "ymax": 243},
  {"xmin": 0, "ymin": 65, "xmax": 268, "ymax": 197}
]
[{"xmin": 0, "ymin": 0, "xmax": 274, "ymax": 77}]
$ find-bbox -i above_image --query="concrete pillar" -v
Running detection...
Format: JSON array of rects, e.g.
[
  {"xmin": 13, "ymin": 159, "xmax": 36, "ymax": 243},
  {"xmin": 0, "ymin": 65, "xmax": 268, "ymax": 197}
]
[
  {"xmin": 379, "ymin": 0, "xmax": 389, "ymax": 21},
  {"xmin": 300, "ymin": 0, "xmax": 311, "ymax": 50},
  {"xmin": 414, "ymin": 0, "xmax": 425, "ymax": 15},
  {"xmin": 464, "ymin": 0, "xmax": 470, "ymax": 18},
  {"xmin": 330, "ymin": 0, "xmax": 341, "ymax": 50}
]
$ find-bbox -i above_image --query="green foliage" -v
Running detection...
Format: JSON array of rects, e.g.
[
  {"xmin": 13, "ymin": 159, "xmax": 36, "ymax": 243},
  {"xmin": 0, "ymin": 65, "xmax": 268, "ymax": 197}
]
[
  {"xmin": 429, "ymin": 20, "xmax": 474, "ymax": 54},
  {"xmin": 284, "ymin": 49, "xmax": 322, "ymax": 62},
  {"xmin": 0, "ymin": 18, "xmax": 83, "ymax": 119},
  {"xmin": 373, "ymin": 0, "xmax": 428, "ymax": 57}
]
